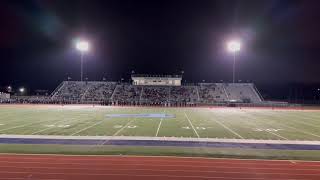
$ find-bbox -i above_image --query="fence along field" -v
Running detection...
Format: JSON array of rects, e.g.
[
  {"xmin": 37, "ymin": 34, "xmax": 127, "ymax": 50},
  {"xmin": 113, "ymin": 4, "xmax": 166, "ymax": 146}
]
[{"xmin": 1, "ymin": 105, "xmax": 320, "ymax": 141}]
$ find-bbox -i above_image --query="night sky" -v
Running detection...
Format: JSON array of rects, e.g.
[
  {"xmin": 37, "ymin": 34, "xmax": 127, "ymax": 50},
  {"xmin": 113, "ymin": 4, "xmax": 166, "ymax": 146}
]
[{"xmin": 1, "ymin": 0, "xmax": 320, "ymax": 95}]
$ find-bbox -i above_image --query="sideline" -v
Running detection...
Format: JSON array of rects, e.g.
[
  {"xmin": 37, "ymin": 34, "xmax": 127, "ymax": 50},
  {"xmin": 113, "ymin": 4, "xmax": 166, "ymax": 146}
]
[{"xmin": 0, "ymin": 134, "xmax": 320, "ymax": 145}]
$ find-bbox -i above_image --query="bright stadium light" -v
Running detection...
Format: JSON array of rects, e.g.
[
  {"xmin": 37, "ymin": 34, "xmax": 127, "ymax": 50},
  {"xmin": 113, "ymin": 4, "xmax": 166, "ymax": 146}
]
[
  {"xmin": 76, "ymin": 40, "xmax": 89, "ymax": 52},
  {"xmin": 227, "ymin": 40, "xmax": 241, "ymax": 83},
  {"xmin": 75, "ymin": 39, "xmax": 90, "ymax": 81},
  {"xmin": 19, "ymin": 87, "xmax": 25, "ymax": 93},
  {"xmin": 227, "ymin": 40, "xmax": 241, "ymax": 52}
]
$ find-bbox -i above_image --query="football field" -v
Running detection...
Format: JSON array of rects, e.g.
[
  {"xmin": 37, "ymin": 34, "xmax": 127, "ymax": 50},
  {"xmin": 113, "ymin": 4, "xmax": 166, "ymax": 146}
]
[{"xmin": 1, "ymin": 105, "xmax": 320, "ymax": 141}]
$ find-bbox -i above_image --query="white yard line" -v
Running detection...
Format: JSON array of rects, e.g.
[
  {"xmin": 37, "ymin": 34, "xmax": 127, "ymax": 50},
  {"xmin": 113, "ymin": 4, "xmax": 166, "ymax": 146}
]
[
  {"xmin": 256, "ymin": 114, "xmax": 320, "ymax": 137},
  {"xmin": 278, "ymin": 112, "xmax": 320, "ymax": 128},
  {"xmin": 211, "ymin": 118, "xmax": 244, "ymax": 139},
  {"xmin": 267, "ymin": 131, "xmax": 288, "ymax": 140},
  {"xmin": 112, "ymin": 119, "xmax": 135, "ymax": 136},
  {"xmin": 247, "ymin": 119, "xmax": 288, "ymax": 140},
  {"xmin": 184, "ymin": 111, "xmax": 200, "ymax": 138},
  {"xmin": 277, "ymin": 122, "xmax": 320, "ymax": 138},
  {"xmin": 70, "ymin": 121, "xmax": 103, "ymax": 136},
  {"xmin": 98, "ymin": 118, "xmax": 136, "ymax": 146},
  {"xmin": 239, "ymin": 111, "xmax": 289, "ymax": 140},
  {"xmin": 31, "ymin": 118, "xmax": 80, "ymax": 135},
  {"xmin": 289, "ymin": 112, "xmax": 320, "ymax": 122},
  {"xmin": 289, "ymin": 118, "xmax": 320, "ymax": 128},
  {"xmin": 155, "ymin": 118, "xmax": 163, "ymax": 137},
  {"xmin": 259, "ymin": 111, "xmax": 320, "ymax": 139},
  {"xmin": 0, "ymin": 119, "xmax": 55, "ymax": 132}
]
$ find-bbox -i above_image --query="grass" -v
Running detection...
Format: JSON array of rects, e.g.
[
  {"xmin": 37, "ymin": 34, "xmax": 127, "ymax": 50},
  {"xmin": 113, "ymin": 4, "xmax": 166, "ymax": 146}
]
[
  {"xmin": 0, "ymin": 105, "xmax": 320, "ymax": 141},
  {"xmin": 1, "ymin": 144, "xmax": 320, "ymax": 161},
  {"xmin": 1, "ymin": 105, "xmax": 320, "ymax": 159}
]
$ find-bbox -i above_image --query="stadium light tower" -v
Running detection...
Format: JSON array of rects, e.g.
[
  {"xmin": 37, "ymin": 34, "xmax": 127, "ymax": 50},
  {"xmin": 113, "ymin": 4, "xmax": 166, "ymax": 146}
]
[
  {"xmin": 75, "ymin": 40, "xmax": 90, "ymax": 81},
  {"xmin": 227, "ymin": 40, "xmax": 241, "ymax": 83}
]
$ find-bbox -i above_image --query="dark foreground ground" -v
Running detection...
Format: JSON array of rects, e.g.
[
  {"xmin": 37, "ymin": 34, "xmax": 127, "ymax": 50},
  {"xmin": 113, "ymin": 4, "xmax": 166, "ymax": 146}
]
[{"xmin": 0, "ymin": 154, "xmax": 320, "ymax": 180}]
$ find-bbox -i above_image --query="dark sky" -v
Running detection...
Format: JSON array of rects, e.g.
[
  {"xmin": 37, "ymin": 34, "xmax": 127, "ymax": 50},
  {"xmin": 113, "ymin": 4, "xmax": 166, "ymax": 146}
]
[{"xmin": 1, "ymin": 0, "xmax": 320, "ymax": 91}]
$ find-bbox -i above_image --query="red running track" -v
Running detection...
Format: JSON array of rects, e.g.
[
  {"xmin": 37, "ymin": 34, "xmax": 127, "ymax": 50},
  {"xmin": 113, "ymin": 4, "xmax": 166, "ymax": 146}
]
[{"xmin": 0, "ymin": 155, "xmax": 320, "ymax": 180}]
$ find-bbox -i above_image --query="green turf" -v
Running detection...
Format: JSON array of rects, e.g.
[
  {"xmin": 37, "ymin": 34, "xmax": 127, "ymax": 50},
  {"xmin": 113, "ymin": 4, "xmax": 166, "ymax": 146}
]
[
  {"xmin": 1, "ymin": 105, "xmax": 320, "ymax": 140},
  {"xmin": 1, "ymin": 144, "xmax": 320, "ymax": 161}
]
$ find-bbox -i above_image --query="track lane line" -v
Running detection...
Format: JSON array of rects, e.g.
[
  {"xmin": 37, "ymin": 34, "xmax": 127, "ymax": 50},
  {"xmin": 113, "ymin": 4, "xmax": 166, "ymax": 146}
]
[
  {"xmin": 1, "ymin": 165, "xmax": 320, "ymax": 174},
  {"xmin": 1, "ymin": 155, "xmax": 320, "ymax": 180},
  {"xmin": 2, "ymin": 154, "xmax": 320, "ymax": 164},
  {"xmin": 2, "ymin": 160, "xmax": 320, "ymax": 169}
]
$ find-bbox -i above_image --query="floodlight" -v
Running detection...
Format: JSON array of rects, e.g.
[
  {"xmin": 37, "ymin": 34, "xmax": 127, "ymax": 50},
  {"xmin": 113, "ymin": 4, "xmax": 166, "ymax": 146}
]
[
  {"xmin": 227, "ymin": 40, "xmax": 241, "ymax": 52},
  {"xmin": 226, "ymin": 39, "xmax": 241, "ymax": 83},
  {"xmin": 19, "ymin": 87, "xmax": 25, "ymax": 93},
  {"xmin": 76, "ymin": 40, "xmax": 89, "ymax": 52},
  {"xmin": 75, "ymin": 39, "xmax": 90, "ymax": 81}
]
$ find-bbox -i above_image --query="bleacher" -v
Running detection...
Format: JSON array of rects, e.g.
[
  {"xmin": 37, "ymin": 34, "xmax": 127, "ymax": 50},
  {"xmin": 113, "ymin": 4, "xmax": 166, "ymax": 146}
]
[
  {"xmin": 141, "ymin": 86, "xmax": 170, "ymax": 104},
  {"xmin": 51, "ymin": 81, "xmax": 90, "ymax": 102},
  {"xmin": 112, "ymin": 84, "xmax": 142, "ymax": 104},
  {"xmin": 170, "ymin": 86, "xmax": 198, "ymax": 104},
  {"xmin": 82, "ymin": 82, "xmax": 117, "ymax": 102},
  {"xmin": 198, "ymin": 83, "xmax": 228, "ymax": 103},
  {"xmin": 51, "ymin": 81, "xmax": 116, "ymax": 103},
  {"xmin": 224, "ymin": 83, "xmax": 262, "ymax": 103},
  {"xmin": 50, "ymin": 81, "xmax": 263, "ymax": 105}
]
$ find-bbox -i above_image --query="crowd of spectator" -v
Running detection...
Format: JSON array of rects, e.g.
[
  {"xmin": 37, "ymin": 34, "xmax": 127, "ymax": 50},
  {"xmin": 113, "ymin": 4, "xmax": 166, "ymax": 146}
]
[
  {"xmin": 82, "ymin": 82, "xmax": 116, "ymax": 102},
  {"xmin": 52, "ymin": 81, "xmax": 90, "ymax": 102},
  {"xmin": 198, "ymin": 83, "xmax": 228, "ymax": 103},
  {"xmin": 141, "ymin": 86, "xmax": 169, "ymax": 105},
  {"xmin": 112, "ymin": 84, "xmax": 142, "ymax": 105},
  {"xmin": 1, "ymin": 81, "xmax": 263, "ymax": 106},
  {"xmin": 170, "ymin": 86, "xmax": 198, "ymax": 104}
]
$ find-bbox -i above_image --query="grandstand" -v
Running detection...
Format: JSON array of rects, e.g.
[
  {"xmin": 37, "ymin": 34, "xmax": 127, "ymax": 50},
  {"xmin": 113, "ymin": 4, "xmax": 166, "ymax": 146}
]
[
  {"xmin": 48, "ymin": 75, "xmax": 263, "ymax": 106},
  {"xmin": 0, "ymin": 92, "xmax": 10, "ymax": 103}
]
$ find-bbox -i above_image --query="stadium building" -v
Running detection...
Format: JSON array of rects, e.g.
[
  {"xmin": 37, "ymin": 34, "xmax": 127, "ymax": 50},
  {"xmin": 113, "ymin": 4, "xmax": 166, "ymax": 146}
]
[
  {"xmin": 0, "ymin": 92, "xmax": 10, "ymax": 102},
  {"xmin": 48, "ymin": 74, "xmax": 264, "ymax": 106}
]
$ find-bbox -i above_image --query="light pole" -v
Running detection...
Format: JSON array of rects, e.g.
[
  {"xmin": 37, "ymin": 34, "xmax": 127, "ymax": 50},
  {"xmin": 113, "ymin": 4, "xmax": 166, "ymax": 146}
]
[
  {"xmin": 76, "ymin": 40, "xmax": 89, "ymax": 81},
  {"xmin": 227, "ymin": 40, "xmax": 241, "ymax": 83}
]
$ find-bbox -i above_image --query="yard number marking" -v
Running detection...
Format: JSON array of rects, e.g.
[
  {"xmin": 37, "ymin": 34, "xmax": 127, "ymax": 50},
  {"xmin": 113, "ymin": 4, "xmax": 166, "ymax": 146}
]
[
  {"xmin": 254, "ymin": 128, "xmax": 283, "ymax": 132},
  {"xmin": 127, "ymin": 125, "xmax": 137, "ymax": 129},
  {"xmin": 113, "ymin": 125, "xmax": 123, "ymax": 129},
  {"xmin": 182, "ymin": 126, "xmax": 207, "ymax": 130},
  {"xmin": 113, "ymin": 125, "xmax": 137, "ymax": 129},
  {"xmin": 44, "ymin": 124, "xmax": 70, "ymax": 128}
]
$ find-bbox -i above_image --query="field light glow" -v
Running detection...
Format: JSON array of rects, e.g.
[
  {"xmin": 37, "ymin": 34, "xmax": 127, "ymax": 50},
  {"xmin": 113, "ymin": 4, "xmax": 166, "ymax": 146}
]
[
  {"xmin": 76, "ymin": 40, "xmax": 89, "ymax": 52},
  {"xmin": 227, "ymin": 40, "xmax": 241, "ymax": 52},
  {"xmin": 19, "ymin": 88, "xmax": 25, "ymax": 93}
]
